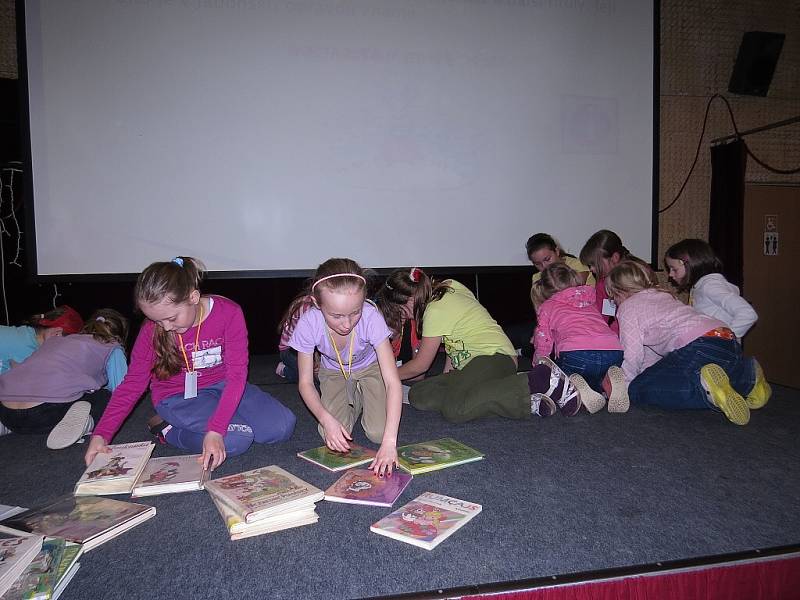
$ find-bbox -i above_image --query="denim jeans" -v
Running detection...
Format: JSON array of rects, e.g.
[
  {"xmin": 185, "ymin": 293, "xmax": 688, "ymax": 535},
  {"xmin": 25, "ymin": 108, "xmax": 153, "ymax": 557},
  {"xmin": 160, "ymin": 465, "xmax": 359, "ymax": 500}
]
[
  {"xmin": 279, "ymin": 348, "xmax": 299, "ymax": 383},
  {"xmin": 629, "ymin": 336, "xmax": 755, "ymax": 410},
  {"xmin": 556, "ymin": 350, "xmax": 624, "ymax": 392}
]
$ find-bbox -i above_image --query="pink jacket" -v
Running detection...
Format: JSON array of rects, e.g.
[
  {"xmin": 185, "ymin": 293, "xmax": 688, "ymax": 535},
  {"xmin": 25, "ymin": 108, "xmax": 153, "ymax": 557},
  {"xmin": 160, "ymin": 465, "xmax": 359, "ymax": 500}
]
[
  {"xmin": 616, "ymin": 289, "xmax": 725, "ymax": 383},
  {"xmin": 533, "ymin": 286, "xmax": 622, "ymax": 360}
]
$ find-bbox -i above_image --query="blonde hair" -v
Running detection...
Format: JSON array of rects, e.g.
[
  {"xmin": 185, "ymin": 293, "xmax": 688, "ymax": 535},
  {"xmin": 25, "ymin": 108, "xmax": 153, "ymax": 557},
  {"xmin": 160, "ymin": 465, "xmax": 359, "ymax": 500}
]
[
  {"xmin": 605, "ymin": 259, "xmax": 661, "ymax": 300},
  {"xmin": 530, "ymin": 263, "xmax": 580, "ymax": 310}
]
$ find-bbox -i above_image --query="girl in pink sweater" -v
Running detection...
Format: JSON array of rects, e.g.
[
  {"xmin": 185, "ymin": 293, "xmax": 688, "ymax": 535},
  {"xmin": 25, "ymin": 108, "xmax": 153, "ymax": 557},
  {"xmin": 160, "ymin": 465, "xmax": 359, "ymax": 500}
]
[
  {"xmin": 531, "ymin": 264, "xmax": 627, "ymax": 414},
  {"xmin": 605, "ymin": 260, "xmax": 770, "ymax": 425}
]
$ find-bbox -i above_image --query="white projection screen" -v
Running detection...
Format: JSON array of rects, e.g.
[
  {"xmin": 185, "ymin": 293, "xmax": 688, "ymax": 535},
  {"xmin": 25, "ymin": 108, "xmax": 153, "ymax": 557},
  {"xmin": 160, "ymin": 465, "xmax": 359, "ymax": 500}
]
[{"xmin": 21, "ymin": 0, "xmax": 655, "ymax": 276}]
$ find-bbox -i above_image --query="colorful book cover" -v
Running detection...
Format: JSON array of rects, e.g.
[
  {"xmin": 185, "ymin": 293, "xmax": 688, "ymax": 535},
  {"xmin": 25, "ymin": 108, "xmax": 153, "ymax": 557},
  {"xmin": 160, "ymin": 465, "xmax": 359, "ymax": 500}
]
[
  {"xmin": 324, "ymin": 469, "xmax": 413, "ymax": 507},
  {"xmin": 3, "ymin": 537, "xmax": 65, "ymax": 600},
  {"xmin": 1, "ymin": 496, "xmax": 156, "ymax": 552},
  {"xmin": 207, "ymin": 488, "xmax": 318, "ymax": 540},
  {"xmin": 132, "ymin": 455, "xmax": 207, "ymax": 497},
  {"xmin": 53, "ymin": 544, "xmax": 81, "ymax": 587},
  {"xmin": 396, "ymin": 438, "xmax": 484, "ymax": 475},
  {"xmin": 370, "ymin": 492, "xmax": 482, "ymax": 550},
  {"xmin": 0, "ymin": 535, "xmax": 44, "ymax": 597},
  {"xmin": 204, "ymin": 465, "xmax": 324, "ymax": 524},
  {"xmin": 296, "ymin": 444, "xmax": 377, "ymax": 472},
  {"xmin": 76, "ymin": 442, "xmax": 154, "ymax": 484}
]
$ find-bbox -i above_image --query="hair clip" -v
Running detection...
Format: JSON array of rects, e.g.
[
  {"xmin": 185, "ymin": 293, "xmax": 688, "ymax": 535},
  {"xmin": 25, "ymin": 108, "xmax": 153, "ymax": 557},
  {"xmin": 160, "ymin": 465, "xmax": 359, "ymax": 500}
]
[
  {"xmin": 172, "ymin": 257, "xmax": 184, "ymax": 267},
  {"xmin": 385, "ymin": 282, "xmax": 394, "ymax": 291},
  {"xmin": 96, "ymin": 316, "xmax": 106, "ymax": 322},
  {"xmin": 409, "ymin": 267, "xmax": 421, "ymax": 283}
]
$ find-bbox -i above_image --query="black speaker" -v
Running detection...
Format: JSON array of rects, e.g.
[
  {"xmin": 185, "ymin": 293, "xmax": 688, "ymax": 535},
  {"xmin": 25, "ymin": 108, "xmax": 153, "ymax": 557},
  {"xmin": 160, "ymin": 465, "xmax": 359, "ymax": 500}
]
[{"xmin": 728, "ymin": 31, "xmax": 785, "ymax": 96}]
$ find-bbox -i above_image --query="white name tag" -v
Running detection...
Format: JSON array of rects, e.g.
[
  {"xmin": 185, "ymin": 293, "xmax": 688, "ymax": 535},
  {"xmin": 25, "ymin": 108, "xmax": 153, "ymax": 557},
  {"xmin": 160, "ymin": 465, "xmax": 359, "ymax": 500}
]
[
  {"xmin": 184, "ymin": 371, "xmax": 198, "ymax": 399},
  {"xmin": 602, "ymin": 298, "xmax": 617, "ymax": 317}
]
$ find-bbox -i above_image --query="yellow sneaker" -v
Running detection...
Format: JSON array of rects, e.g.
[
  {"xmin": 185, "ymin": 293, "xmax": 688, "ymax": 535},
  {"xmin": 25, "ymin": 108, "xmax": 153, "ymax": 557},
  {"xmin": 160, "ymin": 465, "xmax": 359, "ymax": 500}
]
[
  {"xmin": 746, "ymin": 359, "xmax": 771, "ymax": 410},
  {"xmin": 700, "ymin": 364, "xmax": 750, "ymax": 425}
]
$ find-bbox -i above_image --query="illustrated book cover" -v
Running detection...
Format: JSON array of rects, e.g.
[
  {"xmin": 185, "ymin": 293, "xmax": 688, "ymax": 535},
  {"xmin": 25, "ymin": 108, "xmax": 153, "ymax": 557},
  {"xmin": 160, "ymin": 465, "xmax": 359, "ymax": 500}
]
[
  {"xmin": 396, "ymin": 438, "xmax": 484, "ymax": 475},
  {"xmin": 131, "ymin": 454, "xmax": 208, "ymax": 497},
  {"xmin": 0, "ymin": 535, "xmax": 44, "ymax": 597},
  {"xmin": 2, "ymin": 536, "xmax": 65, "ymax": 600},
  {"xmin": 74, "ymin": 441, "xmax": 155, "ymax": 496},
  {"xmin": 1, "ymin": 496, "xmax": 156, "ymax": 553},
  {"xmin": 204, "ymin": 465, "xmax": 324, "ymax": 524},
  {"xmin": 324, "ymin": 469, "xmax": 413, "ymax": 507},
  {"xmin": 296, "ymin": 444, "xmax": 376, "ymax": 472},
  {"xmin": 207, "ymin": 489, "xmax": 318, "ymax": 541},
  {"xmin": 370, "ymin": 492, "xmax": 482, "ymax": 550}
]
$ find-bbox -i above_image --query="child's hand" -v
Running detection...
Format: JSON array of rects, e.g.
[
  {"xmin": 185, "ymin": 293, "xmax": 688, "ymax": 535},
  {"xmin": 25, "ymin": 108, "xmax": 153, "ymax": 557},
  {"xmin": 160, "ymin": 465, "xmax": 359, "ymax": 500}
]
[
  {"xmin": 84, "ymin": 435, "xmax": 111, "ymax": 466},
  {"xmin": 321, "ymin": 415, "xmax": 352, "ymax": 453},
  {"xmin": 370, "ymin": 444, "xmax": 398, "ymax": 476},
  {"xmin": 199, "ymin": 431, "xmax": 226, "ymax": 471}
]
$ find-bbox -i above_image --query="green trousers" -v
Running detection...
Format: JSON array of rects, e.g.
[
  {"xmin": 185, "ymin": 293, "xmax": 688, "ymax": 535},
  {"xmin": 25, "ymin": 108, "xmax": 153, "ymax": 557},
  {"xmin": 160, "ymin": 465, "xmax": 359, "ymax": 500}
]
[{"xmin": 408, "ymin": 354, "xmax": 531, "ymax": 423}]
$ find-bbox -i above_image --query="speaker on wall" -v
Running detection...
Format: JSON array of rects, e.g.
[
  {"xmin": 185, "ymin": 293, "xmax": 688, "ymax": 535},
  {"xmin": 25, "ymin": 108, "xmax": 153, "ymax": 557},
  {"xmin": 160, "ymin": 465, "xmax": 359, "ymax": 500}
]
[{"xmin": 728, "ymin": 31, "xmax": 785, "ymax": 97}]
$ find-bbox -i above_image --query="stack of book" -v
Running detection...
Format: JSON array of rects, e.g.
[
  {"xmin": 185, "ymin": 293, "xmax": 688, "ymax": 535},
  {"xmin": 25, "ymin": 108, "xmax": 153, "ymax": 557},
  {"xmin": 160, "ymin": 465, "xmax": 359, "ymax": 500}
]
[
  {"xmin": 74, "ymin": 441, "xmax": 155, "ymax": 496},
  {"xmin": 1, "ymin": 496, "xmax": 156, "ymax": 553},
  {"xmin": 1, "ymin": 537, "xmax": 83, "ymax": 600},
  {"xmin": 204, "ymin": 465, "xmax": 324, "ymax": 540},
  {"xmin": 0, "ymin": 534, "xmax": 44, "ymax": 597}
]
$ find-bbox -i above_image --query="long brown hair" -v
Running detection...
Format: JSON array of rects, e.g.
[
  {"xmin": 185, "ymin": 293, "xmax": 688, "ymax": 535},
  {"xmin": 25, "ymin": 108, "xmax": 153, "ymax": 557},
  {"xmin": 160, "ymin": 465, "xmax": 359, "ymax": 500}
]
[
  {"xmin": 374, "ymin": 267, "xmax": 450, "ymax": 337},
  {"xmin": 81, "ymin": 309, "xmax": 130, "ymax": 348},
  {"xmin": 135, "ymin": 256, "xmax": 205, "ymax": 379},
  {"xmin": 664, "ymin": 238, "xmax": 723, "ymax": 292},
  {"xmin": 579, "ymin": 229, "xmax": 631, "ymax": 278}
]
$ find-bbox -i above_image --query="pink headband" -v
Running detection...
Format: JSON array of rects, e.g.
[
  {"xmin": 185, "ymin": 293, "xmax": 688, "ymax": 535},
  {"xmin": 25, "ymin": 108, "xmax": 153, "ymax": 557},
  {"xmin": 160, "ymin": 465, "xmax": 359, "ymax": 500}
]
[{"xmin": 311, "ymin": 273, "xmax": 367, "ymax": 292}]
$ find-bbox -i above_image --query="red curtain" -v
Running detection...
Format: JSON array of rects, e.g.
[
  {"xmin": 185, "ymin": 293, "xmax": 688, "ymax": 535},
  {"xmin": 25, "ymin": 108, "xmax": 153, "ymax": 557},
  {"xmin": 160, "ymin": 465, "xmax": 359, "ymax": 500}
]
[{"xmin": 465, "ymin": 556, "xmax": 800, "ymax": 600}]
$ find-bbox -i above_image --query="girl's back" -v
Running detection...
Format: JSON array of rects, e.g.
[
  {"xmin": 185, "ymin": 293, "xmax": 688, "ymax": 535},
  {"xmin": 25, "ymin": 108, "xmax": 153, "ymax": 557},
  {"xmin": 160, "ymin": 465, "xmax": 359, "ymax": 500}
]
[{"xmin": 536, "ymin": 286, "xmax": 621, "ymax": 355}]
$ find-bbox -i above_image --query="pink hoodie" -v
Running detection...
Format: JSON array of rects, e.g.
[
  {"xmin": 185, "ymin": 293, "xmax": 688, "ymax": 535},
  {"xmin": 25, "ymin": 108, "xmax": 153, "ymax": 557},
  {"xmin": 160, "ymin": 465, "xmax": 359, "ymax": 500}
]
[{"xmin": 533, "ymin": 285, "xmax": 623, "ymax": 360}]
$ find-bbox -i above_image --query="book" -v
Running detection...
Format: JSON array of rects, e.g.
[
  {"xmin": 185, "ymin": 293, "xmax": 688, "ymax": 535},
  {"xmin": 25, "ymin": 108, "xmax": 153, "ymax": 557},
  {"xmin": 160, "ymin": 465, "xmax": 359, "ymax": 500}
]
[
  {"xmin": 2, "ymin": 537, "xmax": 65, "ymax": 600},
  {"xmin": 204, "ymin": 465, "xmax": 324, "ymax": 524},
  {"xmin": 370, "ymin": 492, "xmax": 482, "ymax": 550},
  {"xmin": 131, "ymin": 455, "xmax": 209, "ymax": 497},
  {"xmin": 0, "ymin": 535, "xmax": 44, "ymax": 598},
  {"xmin": 207, "ymin": 489, "xmax": 318, "ymax": 541},
  {"xmin": 296, "ymin": 444, "xmax": 376, "ymax": 472},
  {"xmin": 1, "ymin": 496, "xmax": 156, "ymax": 553},
  {"xmin": 324, "ymin": 469, "xmax": 413, "ymax": 507},
  {"xmin": 50, "ymin": 544, "xmax": 81, "ymax": 600},
  {"xmin": 0, "ymin": 507, "xmax": 25, "ymax": 523},
  {"xmin": 396, "ymin": 438, "xmax": 484, "ymax": 475},
  {"xmin": 74, "ymin": 441, "xmax": 155, "ymax": 496}
]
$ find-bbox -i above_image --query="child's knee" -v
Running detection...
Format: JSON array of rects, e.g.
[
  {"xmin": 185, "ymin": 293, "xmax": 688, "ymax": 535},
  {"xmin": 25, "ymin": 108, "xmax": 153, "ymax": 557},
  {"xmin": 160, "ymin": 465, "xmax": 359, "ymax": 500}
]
[
  {"xmin": 262, "ymin": 407, "xmax": 296, "ymax": 443},
  {"xmin": 363, "ymin": 421, "xmax": 384, "ymax": 445},
  {"xmin": 224, "ymin": 426, "xmax": 255, "ymax": 457}
]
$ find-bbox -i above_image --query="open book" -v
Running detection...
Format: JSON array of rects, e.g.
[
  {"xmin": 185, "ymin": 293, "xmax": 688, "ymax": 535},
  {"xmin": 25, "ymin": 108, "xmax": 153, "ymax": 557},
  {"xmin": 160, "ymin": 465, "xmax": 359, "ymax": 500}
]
[
  {"xmin": 74, "ymin": 441, "xmax": 155, "ymax": 496},
  {"xmin": 396, "ymin": 438, "xmax": 484, "ymax": 475},
  {"xmin": 370, "ymin": 492, "xmax": 482, "ymax": 550}
]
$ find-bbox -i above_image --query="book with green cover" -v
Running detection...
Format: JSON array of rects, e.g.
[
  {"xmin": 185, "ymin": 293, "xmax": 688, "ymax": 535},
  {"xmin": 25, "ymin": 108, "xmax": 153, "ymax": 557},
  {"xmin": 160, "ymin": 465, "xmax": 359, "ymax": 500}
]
[
  {"xmin": 296, "ymin": 444, "xmax": 377, "ymax": 472},
  {"xmin": 396, "ymin": 438, "xmax": 484, "ymax": 475}
]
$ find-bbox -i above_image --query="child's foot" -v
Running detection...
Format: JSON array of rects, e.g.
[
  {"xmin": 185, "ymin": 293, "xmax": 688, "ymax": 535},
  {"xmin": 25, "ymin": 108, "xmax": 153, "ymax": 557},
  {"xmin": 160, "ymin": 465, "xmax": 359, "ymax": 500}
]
[
  {"xmin": 532, "ymin": 357, "xmax": 581, "ymax": 416},
  {"xmin": 530, "ymin": 393, "xmax": 556, "ymax": 417},
  {"xmin": 569, "ymin": 374, "xmax": 605, "ymax": 413},
  {"xmin": 603, "ymin": 366, "xmax": 630, "ymax": 413},
  {"xmin": 746, "ymin": 358, "xmax": 771, "ymax": 409},
  {"xmin": 700, "ymin": 364, "xmax": 750, "ymax": 425},
  {"xmin": 147, "ymin": 415, "xmax": 172, "ymax": 444},
  {"xmin": 47, "ymin": 401, "xmax": 93, "ymax": 449},
  {"xmin": 275, "ymin": 361, "xmax": 286, "ymax": 378}
]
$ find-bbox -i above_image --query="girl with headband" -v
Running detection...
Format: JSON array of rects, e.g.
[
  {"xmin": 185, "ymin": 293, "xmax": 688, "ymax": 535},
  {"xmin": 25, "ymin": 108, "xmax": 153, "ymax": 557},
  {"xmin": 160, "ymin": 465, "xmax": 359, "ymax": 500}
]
[
  {"xmin": 85, "ymin": 257, "xmax": 296, "ymax": 471},
  {"xmin": 286, "ymin": 257, "xmax": 402, "ymax": 476}
]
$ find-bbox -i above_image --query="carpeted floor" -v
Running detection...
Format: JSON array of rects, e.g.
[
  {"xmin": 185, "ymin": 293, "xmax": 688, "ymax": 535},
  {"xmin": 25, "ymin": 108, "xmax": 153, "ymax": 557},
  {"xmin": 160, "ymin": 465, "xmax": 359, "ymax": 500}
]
[{"xmin": 1, "ymin": 355, "xmax": 799, "ymax": 600}]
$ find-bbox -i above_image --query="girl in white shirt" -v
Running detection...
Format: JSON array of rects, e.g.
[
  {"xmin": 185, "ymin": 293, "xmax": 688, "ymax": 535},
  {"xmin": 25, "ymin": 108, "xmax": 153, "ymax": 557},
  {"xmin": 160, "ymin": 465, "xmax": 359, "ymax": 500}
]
[{"xmin": 664, "ymin": 239, "xmax": 758, "ymax": 340}]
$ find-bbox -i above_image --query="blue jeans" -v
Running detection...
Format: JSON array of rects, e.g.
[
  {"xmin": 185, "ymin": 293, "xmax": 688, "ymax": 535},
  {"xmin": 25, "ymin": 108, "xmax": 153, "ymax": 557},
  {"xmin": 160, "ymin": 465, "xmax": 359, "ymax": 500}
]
[
  {"xmin": 556, "ymin": 350, "xmax": 624, "ymax": 392},
  {"xmin": 156, "ymin": 382, "xmax": 296, "ymax": 456},
  {"xmin": 629, "ymin": 336, "xmax": 755, "ymax": 410},
  {"xmin": 279, "ymin": 348, "xmax": 299, "ymax": 383}
]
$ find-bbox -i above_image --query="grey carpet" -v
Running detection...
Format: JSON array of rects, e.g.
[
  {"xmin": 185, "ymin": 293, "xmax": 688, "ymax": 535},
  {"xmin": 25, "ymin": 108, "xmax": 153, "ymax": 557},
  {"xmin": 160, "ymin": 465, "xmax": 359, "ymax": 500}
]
[{"xmin": 1, "ymin": 355, "xmax": 799, "ymax": 600}]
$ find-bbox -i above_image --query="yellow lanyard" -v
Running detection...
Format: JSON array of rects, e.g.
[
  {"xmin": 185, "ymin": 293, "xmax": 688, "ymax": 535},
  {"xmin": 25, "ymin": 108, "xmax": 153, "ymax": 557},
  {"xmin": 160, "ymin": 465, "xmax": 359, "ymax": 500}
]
[
  {"xmin": 326, "ymin": 327, "xmax": 354, "ymax": 380},
  {"xmin": 177, "ymin": 302, "xmax": 204, "ymax": 373}
]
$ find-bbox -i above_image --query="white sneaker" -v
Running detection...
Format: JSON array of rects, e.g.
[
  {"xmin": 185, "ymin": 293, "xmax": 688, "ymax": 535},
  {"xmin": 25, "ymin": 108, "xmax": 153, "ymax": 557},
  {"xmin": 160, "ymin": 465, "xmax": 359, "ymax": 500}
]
[
  {"xmin": 569, "ymin": 374, "xmax": 605, "ymax": 414},
  {"xmin": 47, "ymin": 401, "xmax": 93, "ymax": 450},
  {"xmin": 0, "ymin": 421, "xmax": 11, "ymax": 436}
]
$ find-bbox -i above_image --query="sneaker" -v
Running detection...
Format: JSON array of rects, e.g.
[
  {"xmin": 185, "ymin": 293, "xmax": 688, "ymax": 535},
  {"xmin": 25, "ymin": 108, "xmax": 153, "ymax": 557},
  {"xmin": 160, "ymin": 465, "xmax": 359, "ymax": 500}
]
[
  {"xmin": 47, "ymin": 401, "xmax": 93, "ymax": 449},
  {"xmin": 534, "ymin": 356, "xmax": 581, "ymax": 416},
  {"xmin": 700, "ymin": 364, "xmax": 750, "ymax": 425},
  {"xmin": 569, "ymin": 374, "xmax": 605, "ymax": 414},
  {"xmin": 0, "ymin": 421, "xmax": 11, "ymax": 436},
  {"xmin": 531, "ymin": 393, "xmax": 556, "ymax": 417},
  {"xmin": 275, "ymin": 361, "xmax": 286, "ymax": 378},
  {"xmin": 604, "ymin": 366, "xmax": 630, "ymax": 413},
  {"xmin": 746, "ymin": 359, "xmax": 771, "ymax": 410}
]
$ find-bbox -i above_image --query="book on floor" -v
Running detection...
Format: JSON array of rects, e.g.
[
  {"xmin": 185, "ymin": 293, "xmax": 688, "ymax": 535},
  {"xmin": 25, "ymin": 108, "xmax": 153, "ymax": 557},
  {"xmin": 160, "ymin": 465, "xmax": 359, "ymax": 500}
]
[
  {"xmin": 324, "ymin": 469, "xmax": 413, "ymax": 507},
  {"xmin": 370, "ymin": 492, "xmax": 482, "ymax": 550},
  {"xmin": 0, "ymin": 534, "xmax": 44, "ymax": 598},
  {"xmin": 396, "ymin": 438, "xmax": 484, "ymax": 475},
  {"xmin": 204, "ymin": 465, "xmax": 324, "ymax": 525},
  {"xmin": 51, "ymin": 543, "xmax": 81, "ymax": 600},
  {"xmin": 0, "ymin": 507, "xmax": 26, "ymax": 523},
  {"xmin": 207, "ymin": 488, "xmax": 319, "ymax": 541},
  {"xmin": 131, "ymin": 454, "xmax": 208, "ymax": 497},
  {"xmin": 296, "ymin": 444, "xmax": 377, "ymax": 472},
  {"xmin": 2, "ymin": 536, "xmax": 65, "ymax": 600},
  {"xmin": 0, "ymin": 496, "xmax": 156, "ymax": 553},
  {"xmin": 74, "ymin": 441, "xmax": 155, "ymax": 496}
]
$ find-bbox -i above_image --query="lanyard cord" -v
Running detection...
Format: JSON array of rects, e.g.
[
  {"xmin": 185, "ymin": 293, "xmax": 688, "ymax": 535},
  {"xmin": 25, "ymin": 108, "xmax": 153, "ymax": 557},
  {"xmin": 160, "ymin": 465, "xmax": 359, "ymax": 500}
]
[
  {"xmin": 177, "ymin": 301, "xmax": 204, "ymax": 373},
  {"xmin": 327, "ymin": 327, "xmax": 354, "ymax": 380}
]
